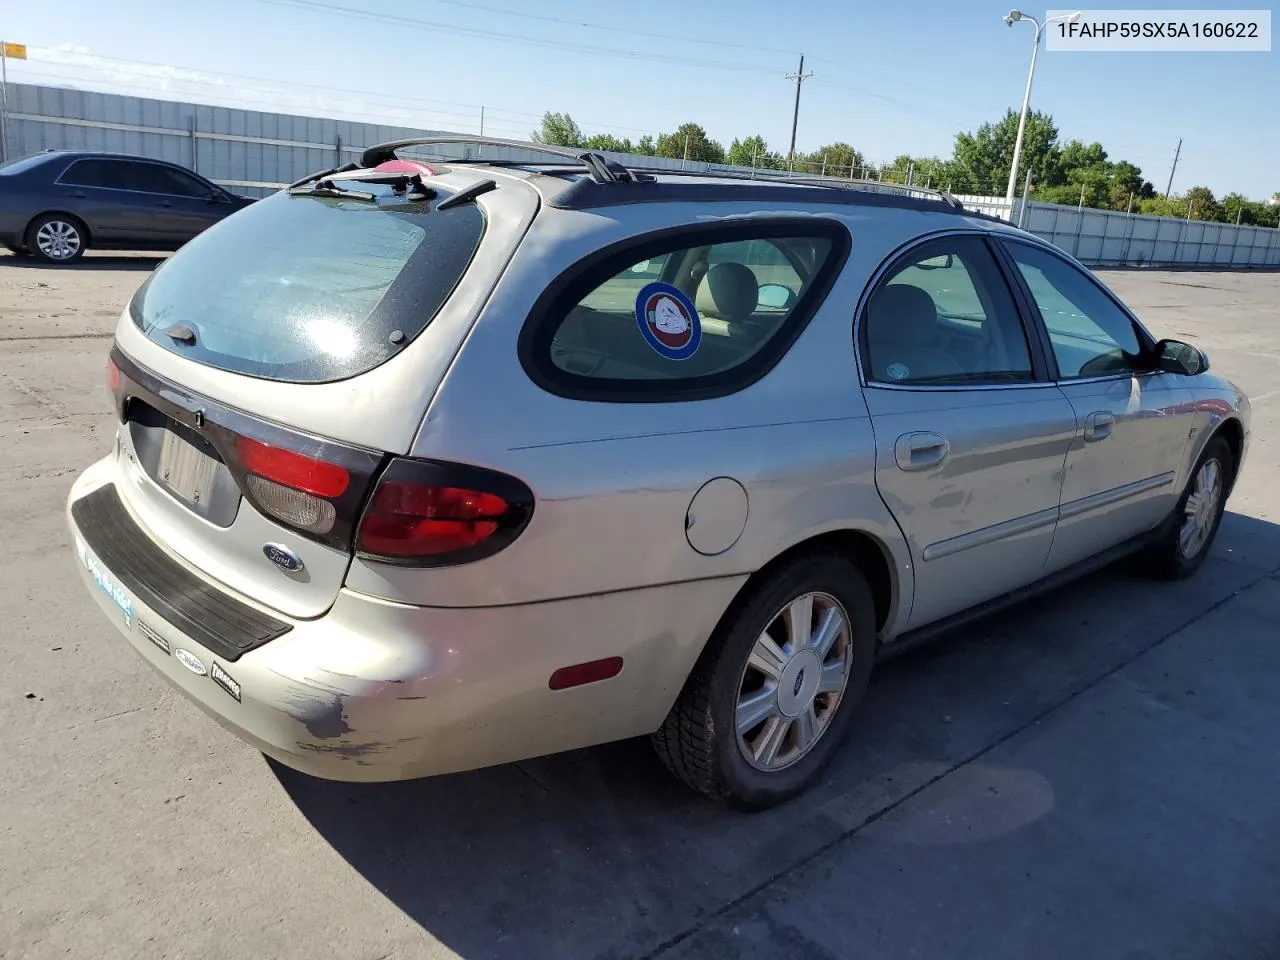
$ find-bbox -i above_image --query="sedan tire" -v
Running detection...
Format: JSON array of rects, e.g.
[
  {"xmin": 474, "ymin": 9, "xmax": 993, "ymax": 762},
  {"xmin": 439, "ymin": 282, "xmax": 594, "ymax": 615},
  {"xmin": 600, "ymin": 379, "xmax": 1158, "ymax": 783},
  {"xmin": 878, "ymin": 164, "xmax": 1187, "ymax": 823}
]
[
  {"xmin": 653, "ymin": 551, "xmax": 877, "ymax": 810},
  {"xmin": 26, "ymin": 214, "xmax": 88, "ymax": 265},
  {"xmin": 1141, "ymin": 436, "xmax": 1233, "ymax": 580}
]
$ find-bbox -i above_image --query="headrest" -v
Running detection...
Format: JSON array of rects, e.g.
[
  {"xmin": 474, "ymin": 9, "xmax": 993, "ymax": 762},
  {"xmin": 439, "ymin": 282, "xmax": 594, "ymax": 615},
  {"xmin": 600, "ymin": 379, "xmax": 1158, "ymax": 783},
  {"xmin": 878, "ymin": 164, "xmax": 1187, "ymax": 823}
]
[
  {"xmin": 866, "ymin": 284, "xmax": 940, "ymax": 347},
  {"xmin": 695, "ymin": 262, "xmax": 759, "ymax": 324}
]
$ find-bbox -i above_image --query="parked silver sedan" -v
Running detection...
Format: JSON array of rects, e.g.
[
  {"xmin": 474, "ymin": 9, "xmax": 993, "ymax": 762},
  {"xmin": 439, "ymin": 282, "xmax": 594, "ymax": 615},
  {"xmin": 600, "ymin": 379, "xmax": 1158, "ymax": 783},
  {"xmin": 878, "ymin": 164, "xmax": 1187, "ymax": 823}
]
[{"xmin": 66, "ymin": 138, "xmax": 1250, "ymax": 809}]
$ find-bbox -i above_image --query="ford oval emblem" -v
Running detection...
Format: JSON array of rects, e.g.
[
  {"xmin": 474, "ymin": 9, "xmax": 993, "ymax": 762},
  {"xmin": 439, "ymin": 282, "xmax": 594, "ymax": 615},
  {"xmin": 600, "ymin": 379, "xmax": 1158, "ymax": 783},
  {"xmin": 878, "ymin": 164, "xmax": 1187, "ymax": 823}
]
[
  {"xmin": 174, "ymin": 648, "xmax": 207, "ymax": 676},
  {"xmin": 263, "ymin": 543, "xmax": 304, "ymax": 572}
]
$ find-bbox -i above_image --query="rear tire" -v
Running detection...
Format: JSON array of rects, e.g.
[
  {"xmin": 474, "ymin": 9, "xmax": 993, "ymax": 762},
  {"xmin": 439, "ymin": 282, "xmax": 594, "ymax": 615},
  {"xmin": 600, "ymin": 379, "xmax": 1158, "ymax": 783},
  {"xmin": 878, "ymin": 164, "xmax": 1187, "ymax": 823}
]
[
  {"xmin": 652, "ymin": 552, "xmax": 877, "ymax": 810},
  {"xmin": 26, "ymin": 214, "xmax": 87, "ymax": 264},
  {"xmin": 1141, "ymin": 436, "xmax": 1232, "ymax": 580}
]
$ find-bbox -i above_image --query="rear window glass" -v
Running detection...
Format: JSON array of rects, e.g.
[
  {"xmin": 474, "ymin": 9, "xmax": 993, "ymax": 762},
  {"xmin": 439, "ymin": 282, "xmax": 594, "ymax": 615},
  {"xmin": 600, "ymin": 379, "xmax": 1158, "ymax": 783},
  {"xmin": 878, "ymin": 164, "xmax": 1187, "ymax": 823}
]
[
  {"xmin": 0, "ymin": 153, "xmax": 55, "ymax": 176},
  {"xmin": 129, "ymin": 185, "xmax": 485, "ymax": 383},
  {"xmin": 522, "ymin": 223, "xmax": 848, "ymax": 401}
]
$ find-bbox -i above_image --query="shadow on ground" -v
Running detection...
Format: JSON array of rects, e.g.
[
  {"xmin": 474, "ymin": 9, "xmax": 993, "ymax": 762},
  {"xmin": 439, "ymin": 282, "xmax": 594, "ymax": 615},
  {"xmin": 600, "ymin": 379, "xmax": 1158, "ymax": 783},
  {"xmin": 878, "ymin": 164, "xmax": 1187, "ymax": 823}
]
[
  {"xmin": 273, "ymin": 511, "xmax": 1280, "ymax": 960},
  {"xmin": 0, "ymin": 252, "xmax": 165, "ymax": 271}
]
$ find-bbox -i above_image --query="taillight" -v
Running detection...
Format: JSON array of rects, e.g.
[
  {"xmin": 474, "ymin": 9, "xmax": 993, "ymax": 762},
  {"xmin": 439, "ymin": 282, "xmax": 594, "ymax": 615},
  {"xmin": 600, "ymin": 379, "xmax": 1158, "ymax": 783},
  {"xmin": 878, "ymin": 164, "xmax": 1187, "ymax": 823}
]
[
  {"xmin": 356, "ymin": 458, "xmax": 533, "ymax": 565},
  {"xmin": 106, "ymin": 356, "xmax": 120, "ymax": 392},
  {"xmin": 236, "ymin": 436, "xmax": 351, "ymax": 535}
]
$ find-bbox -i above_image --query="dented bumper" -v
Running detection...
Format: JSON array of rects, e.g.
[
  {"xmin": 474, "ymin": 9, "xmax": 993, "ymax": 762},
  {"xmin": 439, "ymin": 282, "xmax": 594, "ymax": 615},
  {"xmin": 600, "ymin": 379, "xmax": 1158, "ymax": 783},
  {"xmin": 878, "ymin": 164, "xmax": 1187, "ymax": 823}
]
[{"xmin": 67, "ymin": 456, "xmax": 743, "ymax": 782}]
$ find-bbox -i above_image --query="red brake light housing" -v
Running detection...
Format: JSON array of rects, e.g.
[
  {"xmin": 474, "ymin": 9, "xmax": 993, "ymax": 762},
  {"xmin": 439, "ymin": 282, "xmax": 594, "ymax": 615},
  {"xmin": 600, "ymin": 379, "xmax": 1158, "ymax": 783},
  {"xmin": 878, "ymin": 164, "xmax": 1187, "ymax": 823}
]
[
  {"xmin": 236, "ymin": 436, "xmax": 350, "ymax": 498},
  {"xmin": 357, "ymin": 458, "xmax": 534, "ymax": 566},
  {"xmin": 105, "ymin": 356, "xmax": 120, "ymax": 392}
]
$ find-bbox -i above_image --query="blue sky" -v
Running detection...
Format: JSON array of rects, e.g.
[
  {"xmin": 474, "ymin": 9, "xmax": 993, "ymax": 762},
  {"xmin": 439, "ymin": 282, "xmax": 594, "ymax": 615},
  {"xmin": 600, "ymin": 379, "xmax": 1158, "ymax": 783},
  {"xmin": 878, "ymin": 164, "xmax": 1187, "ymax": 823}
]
[{"xmin": 3, "ymin": 0, "xmax": 1277, "ymax": 198}]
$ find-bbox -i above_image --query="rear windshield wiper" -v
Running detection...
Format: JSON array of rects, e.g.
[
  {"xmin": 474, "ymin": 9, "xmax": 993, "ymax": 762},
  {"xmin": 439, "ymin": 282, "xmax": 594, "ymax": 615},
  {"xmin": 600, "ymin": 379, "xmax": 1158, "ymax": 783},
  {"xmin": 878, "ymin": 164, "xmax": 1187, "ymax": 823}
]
[
  {"xmin": 289, "ymin": 182, "xmax": 378, "ymax": 202},
  {"xmin": 288, "ymin": 168, "xmax": 436, "ymax": 203}
]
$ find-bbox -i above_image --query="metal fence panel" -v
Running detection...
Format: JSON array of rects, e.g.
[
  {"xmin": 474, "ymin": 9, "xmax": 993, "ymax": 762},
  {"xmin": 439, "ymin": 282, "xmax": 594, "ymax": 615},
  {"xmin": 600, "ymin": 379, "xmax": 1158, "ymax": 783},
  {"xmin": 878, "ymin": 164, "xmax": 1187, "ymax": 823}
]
[{"xmin": 4, "ymin": 81, "xmax": 1279, "ymax": 263}]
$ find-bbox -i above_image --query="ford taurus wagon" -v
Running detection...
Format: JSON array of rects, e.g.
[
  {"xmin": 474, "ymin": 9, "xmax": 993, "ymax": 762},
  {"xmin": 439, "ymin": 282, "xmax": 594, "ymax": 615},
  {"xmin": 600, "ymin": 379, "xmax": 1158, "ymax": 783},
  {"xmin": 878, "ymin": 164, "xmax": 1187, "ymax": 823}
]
[{"xmin": 66, "ymin": 137, "xmax": 1251, "ymax": 809}]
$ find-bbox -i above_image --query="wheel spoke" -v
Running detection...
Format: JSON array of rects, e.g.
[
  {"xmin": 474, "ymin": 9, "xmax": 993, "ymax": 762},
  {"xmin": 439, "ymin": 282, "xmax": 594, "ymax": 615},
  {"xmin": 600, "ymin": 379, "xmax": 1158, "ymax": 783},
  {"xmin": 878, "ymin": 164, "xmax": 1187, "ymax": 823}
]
[
  {"xmin": 1184, "ymin": 492, "xmax": 1203, "ymax": 516},
  {"xmin": 794, "ymin": 704, "xmax": 819, "ymax": 749},
  {"xmin": 1201, "ymin": 460, "xmax": 1219, "ymax": 493},
  {"xmin": 810, "ymin": 606, "xmax": 843, "ymax": 659},
  {"xmin": 816, "ymin": 660, "xmax": 845, "ymax": 696},
  {"xmin": 754, "ymin": 715, "xmax": 791, "ymax": 767},
  {"xmin": 736, "ymin": 685, "xmax": 778, "ymax": 734},
  {"xmin": 785, "ymin": 594, "xmax": 814, "ymax": 651},
  {"xmin": 747, "ymin": 633, "xmax": 787, "ymax": 681}
]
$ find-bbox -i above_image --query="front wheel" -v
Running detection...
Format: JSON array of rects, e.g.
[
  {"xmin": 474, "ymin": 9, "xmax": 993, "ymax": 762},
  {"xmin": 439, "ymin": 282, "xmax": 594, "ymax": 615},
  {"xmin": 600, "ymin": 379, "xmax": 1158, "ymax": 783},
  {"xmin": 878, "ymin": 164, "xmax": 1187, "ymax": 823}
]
[
  {"xmin": 1141, "ymin": 436, "xmax": 1233, "ymax": 579},
  {"xmin": 26, "ymin": 214, "xmax": 87, "ymax": 264},
  {"xmin": 652, "ymin": 552, "xmax": 878, "ymax": 810}
]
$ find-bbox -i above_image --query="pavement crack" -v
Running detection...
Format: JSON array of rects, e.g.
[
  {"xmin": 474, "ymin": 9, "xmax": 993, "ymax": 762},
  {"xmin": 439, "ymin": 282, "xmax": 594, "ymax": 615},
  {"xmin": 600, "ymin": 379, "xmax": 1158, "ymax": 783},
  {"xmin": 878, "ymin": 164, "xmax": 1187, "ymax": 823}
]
[
  {"xmin": 95, "ymin": 707, "xmax": 146, "ymax": 723},
  {"xmin": 0, "ymin": 332, "xmax": 115, "ymax": 343},
  {"xmin": 0, "ymin": 369, "xmax": 65, "ymax": 416},
  {"xmin": 639, "ymin": 563, "xmax": 1280, "ymax": 960}
]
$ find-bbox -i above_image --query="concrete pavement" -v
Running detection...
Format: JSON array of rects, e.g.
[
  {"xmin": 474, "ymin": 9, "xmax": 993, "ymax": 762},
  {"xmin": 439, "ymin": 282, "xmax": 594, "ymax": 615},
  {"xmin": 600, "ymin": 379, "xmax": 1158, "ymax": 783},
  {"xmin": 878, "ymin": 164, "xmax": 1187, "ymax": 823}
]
[{"xmin": 1, "ymin": 255, "xmax": 1277, "ymax": 960}]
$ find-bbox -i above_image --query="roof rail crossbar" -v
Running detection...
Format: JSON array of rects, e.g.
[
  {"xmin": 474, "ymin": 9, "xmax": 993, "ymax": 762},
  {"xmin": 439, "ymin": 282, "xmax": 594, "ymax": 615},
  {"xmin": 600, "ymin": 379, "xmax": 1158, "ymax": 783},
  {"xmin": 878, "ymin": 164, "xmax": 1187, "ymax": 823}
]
[
  {"xmin": 622, "ymin": 165, "xmax": 964, "ymax": 209},
  {"xmin": 358, "ymin": 136, "xmax": 639, "ymax": 185}
]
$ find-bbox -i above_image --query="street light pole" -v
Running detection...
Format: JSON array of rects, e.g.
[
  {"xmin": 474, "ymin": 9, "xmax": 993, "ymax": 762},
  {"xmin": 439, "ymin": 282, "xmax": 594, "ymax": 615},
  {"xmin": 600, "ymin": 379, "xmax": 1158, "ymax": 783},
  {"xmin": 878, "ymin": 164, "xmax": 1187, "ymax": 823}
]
[{"xmin": 1002, "ymin": 9, "xmax": 1081, "ymax": 210}]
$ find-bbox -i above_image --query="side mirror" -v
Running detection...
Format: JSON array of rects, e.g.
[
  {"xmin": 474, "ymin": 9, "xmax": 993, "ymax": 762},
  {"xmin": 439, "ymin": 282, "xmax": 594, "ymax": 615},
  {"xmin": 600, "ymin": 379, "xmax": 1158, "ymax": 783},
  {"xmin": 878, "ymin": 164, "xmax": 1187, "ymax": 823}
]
[
  {"xmin": 1155, "ymin": 338, "xmax": 1208, "ymax": 376},
  {"xmin": 757, "ymin": 282, "xmax": 795, "ymax": 310}
]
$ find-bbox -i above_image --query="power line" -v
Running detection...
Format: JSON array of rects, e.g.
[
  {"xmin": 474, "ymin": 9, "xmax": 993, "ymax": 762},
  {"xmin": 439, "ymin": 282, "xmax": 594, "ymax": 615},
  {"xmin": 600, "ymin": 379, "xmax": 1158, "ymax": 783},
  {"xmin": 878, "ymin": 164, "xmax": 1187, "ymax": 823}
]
[
  {"xmin": 258, "ymin": 0, "xmax": 784, "ymax": 76},
  {"xmin": 17, "ymin": 50, "xmax": 660, "ymax": 137},
  {"xmin": 400, "ymin": 0, "xmax": 798, "ymax": 57}
]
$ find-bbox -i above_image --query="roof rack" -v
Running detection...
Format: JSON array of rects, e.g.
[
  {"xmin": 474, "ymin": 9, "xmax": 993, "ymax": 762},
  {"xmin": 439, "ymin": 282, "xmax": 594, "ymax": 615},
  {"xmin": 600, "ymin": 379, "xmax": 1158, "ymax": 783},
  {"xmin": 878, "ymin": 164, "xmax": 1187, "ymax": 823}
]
[
  {"xmin": 625, "ymin": 165, "xmax": 964, "ymax": 210},
  {"xmin": 358, "ymin": 135, "xmax": 644, "ymax": 185}
]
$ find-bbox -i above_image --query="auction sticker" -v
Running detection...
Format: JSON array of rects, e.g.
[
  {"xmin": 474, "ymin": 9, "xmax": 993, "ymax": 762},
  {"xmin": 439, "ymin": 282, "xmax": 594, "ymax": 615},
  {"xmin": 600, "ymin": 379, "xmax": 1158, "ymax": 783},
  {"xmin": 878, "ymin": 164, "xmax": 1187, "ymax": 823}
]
[{"xmin": 635, "ymin": 282, "xmax": 701, "ymax": 360}]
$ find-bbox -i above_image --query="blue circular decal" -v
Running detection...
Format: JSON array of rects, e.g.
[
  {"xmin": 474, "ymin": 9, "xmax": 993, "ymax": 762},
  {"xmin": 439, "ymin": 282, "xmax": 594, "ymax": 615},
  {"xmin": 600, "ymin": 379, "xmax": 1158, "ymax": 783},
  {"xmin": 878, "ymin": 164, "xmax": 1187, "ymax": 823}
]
[{"xmin": 635, "ymin": 282, "xmax": 701, "ymax": 361}]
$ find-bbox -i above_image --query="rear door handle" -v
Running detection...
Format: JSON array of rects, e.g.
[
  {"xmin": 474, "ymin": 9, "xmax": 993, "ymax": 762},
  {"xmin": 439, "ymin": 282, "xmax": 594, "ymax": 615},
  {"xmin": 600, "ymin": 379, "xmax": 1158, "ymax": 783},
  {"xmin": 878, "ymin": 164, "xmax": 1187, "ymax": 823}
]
[
  {"xmin": 1083, "ymin": 411, "xmax": 1116, "ymax": 442},
  {"xmin": 895, "ymin": 432, "xmax": 950, "ymax": 472}
]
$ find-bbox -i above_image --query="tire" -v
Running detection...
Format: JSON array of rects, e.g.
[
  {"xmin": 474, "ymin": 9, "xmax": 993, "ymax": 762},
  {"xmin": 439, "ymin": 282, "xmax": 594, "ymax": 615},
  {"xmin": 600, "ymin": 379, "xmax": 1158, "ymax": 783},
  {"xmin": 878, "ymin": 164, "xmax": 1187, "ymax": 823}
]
[
  {"xmin": 652, "ymin": 551, "xmax": 878, "ymax": 810},
  {"xmin": 25, "ymin": 214, "xmax": 88, "ymax": 264},
  {"xmin": 1141, "ymin": 436, "xmax": 1233, "ymax": 580}
]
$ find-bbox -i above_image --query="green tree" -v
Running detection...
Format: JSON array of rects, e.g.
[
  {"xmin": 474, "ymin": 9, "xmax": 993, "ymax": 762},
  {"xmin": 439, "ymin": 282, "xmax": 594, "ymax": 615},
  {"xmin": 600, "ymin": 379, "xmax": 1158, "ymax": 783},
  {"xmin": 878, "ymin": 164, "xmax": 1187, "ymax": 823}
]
[
  {"xmin": 952, "ymin": 109, "xmax": 1060, "ymax": 196},
  {"xmin": 798, "ymin": 142, "xmax": 864, "ymax": 177},
  {"xmin": 636, "ymin": 134, "xmax": 655, "ymax": 155},
  {"xmin": 727, "ymin": 135, "xmax": 781, "ymax": 170},
  {"xmin": 654, "ymin": 122, "xmax": 725, "ymax": 164},
  {"xmin": 532, "ymin": 112, "xmax": 583, "ymax": 147},
  {"xmin": 1184, "ymin": 185, "xmax": 1221, "ymax": 221},
  {"xmin": 1051, "ymin": 140, "xmax": 1107, "ymax": 185},
  {"xmin": 582, "ymin": 133, "xmax": 635, "ymax": 153}
]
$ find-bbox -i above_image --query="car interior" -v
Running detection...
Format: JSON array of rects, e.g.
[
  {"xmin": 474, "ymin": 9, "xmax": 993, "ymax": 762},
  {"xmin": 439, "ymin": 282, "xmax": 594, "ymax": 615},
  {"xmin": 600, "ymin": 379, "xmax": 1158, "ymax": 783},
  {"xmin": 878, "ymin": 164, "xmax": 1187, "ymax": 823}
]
[{"xmin": 549, "ymin": 236, "xmax": 829, "ymax": 380}]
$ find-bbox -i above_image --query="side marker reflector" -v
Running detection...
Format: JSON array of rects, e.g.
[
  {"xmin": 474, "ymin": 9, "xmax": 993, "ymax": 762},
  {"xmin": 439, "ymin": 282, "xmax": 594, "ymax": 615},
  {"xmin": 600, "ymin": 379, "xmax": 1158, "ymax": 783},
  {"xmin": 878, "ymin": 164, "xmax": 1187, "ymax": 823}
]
[{"xmin": 549, "ymin": 657, "xmax": 623, "ymax": 691}]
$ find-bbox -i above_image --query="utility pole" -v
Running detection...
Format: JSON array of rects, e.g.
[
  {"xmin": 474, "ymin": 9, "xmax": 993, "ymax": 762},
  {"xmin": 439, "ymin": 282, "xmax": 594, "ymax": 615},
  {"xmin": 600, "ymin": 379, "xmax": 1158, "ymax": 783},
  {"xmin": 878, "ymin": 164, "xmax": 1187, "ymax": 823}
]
[
  {"xmin": 1164, "ymin": 137, "xmax": 1182, "ymax": 199},
  {"xmin": 480, "ymin": 106, "xmax": 485, "ymax": 137},
  {"xmin": 785, "ymin": 54, "xmax": 812, "ymax": 171}
]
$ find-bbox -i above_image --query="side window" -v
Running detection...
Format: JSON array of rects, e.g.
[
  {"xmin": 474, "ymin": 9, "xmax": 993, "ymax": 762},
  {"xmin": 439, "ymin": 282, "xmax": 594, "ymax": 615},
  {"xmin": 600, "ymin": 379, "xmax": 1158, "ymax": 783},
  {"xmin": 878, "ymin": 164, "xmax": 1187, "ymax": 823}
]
[
  {"xmin": 1005, "ymin": 242, "xmax": 1145, "ymax": 379},
  {"xmin": 862, "ymin": 236, "xmax": 1034, "ymax": 386},
  {"xmin": 528, "ymin": 224, "xmax": 847, "ymax": 397},
  {"xmin": 125, "ymin": 163, "xmax": 207, "ymax": 197},
  {"xmin": 59, "ymin": 158, "xmax": 131, "ymax": 190}
]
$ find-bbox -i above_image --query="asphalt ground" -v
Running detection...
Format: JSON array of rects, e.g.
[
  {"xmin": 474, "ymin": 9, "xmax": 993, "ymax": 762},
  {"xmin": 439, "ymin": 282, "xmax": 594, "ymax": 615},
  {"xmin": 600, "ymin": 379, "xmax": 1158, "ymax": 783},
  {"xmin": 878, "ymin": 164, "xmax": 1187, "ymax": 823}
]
[{"xmin": 2, "ymin": 253, "xmax": 1278, "ymax": 960}]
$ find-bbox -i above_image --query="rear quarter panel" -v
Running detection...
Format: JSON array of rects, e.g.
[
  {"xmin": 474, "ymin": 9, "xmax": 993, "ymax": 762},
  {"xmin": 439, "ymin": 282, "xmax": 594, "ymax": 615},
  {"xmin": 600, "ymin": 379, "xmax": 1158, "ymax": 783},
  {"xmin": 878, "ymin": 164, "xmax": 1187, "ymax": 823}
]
[{"xmin": 342, "ymin": 201, "xmax": 981, "ymax": 637}]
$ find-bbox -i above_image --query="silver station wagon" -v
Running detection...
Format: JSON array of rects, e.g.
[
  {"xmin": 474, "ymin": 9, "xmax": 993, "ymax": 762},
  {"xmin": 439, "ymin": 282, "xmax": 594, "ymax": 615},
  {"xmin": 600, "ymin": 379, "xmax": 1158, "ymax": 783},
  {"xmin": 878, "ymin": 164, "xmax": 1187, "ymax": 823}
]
[{"xmin": 67, "ymin": 137, "xmax": 1250, "ymax": 809}]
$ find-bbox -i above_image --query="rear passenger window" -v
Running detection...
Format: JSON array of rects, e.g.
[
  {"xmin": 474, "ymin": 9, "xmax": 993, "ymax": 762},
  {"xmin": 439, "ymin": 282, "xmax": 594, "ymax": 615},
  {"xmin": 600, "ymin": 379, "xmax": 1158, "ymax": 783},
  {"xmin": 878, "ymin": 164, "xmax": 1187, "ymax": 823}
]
[
  {"xmin": 524, "ymin": 223, "xmax": 848, "ymax": 401},
  {"xmin": 59, "ymin": 158, "xmax": 133, "ymax": 190},
  {"xmin": 861, "ymin": 236, "xmax": 1034, "ymax": 386}
]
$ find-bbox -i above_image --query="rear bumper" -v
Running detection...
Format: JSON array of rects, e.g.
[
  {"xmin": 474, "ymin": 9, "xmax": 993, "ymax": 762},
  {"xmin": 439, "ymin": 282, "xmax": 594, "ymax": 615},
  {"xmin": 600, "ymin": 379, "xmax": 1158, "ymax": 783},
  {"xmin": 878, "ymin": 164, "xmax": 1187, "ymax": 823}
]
[{"xmin": 68, "ymin": 456, "xmax": 743, "ymax": 782}]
